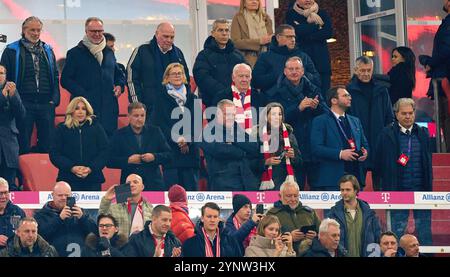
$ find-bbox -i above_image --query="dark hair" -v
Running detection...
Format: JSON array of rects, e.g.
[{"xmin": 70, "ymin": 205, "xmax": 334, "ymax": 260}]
[
  {"xmin": 338, "ymin": 174, "xmax": 360, "ymax": 194},
  {"xmin": 392, "ymin": 46, "xmax": 416, "ymax": 89},
  {"xmin": 275, "ymin": 24, "xmax": 294, "ymax": 36},
  {"xmin": 97, "ymin": 214, "xmax": 118, "ymax": 227},
  {"xmin": 380, "ymin": 231, "xmax": 398, "ymax": 241},
  {"xmin": 201, "ymin": 202, "xmax": 220, "ymax": 216},
  {"xmin": 326, "ymin": 86, "xmax": 346, "ymax": 107},
  {"xmin": 104, "ymin": 32, "xmax": 115, "ymax": 42},
  {"xmin": 152, "ymin": 205, "xmax": 171, "ymax": 218},
  {"xmin": 355, "ymin": 55, "xmax": 373, "ymax": 66},
  {"xmin": 127, "ymin": 102, "xmax": 147, "ymax": 114}
]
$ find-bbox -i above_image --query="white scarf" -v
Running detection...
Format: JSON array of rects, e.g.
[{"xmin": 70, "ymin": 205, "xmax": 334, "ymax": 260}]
[
  {"xmin": 128, "ymin": 198, "xmax": 144, "ymax": 236},
  {"xmin": 293, "ymin": 1, "xmax": 324, "ymax": 26},
  {"xmin": 231, "ymin": 83, "xmax": 253, "ymax": 134},
  {"xmin": 82, "ymin": 35, "xmax": 106, "ymax": 65},
  {"xmin": 166, "ymin": 83, "xmax": 187, "ymax": 112}
]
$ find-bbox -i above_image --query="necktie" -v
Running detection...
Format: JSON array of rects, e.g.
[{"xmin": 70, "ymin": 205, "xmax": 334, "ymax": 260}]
[
  {"xmin": 240, "ymin": 92, "xmax": 246, "ymax": 106},
  {"xmin": 405, "ymin": 129, "xmax": 411, "ymax": 135}
]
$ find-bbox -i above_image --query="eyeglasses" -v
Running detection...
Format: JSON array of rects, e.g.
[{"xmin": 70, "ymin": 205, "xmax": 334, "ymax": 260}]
[
  {"xmin": 87, "ymin": 29, "xmax": 104, "ymax": 33},
  {"xmin": 99, "ymin": 224, "xmax": 115, "ymax": 228},
  {"xmin": 169, "ymin": 72, "xmax": 183, "ymax": 77}
]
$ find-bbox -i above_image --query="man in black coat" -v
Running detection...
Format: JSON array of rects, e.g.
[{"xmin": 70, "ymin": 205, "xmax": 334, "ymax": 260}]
[
  {"xmin": 347, "ymin": 56, "xmax": 394, "ymax": 187},
  {"xmin": 0, "ymin": 64, "xmax": 25, "ymax": 189},
  {"xmin": 123, "ymin": 205, "xmax": 181, "ymax": 257},
  {"xmin": 107, "ymin": 102, "xmax": 173, "ymax": 191},
  {"xmin": 127, "ymin": 22, "xmax": 189, "ymax": 116},
  {"xmin": 193, "ymin": 19, "xmax": 245, "ymax": 107},
  {"xmin": 0, "ymin": 16, "xmax": 60, "ymax": 154},
  {"xmin": 301, "ymin": 218, "xmax": 347, "ymax": 257},
  {"xmin": 61, "ymin": 17, "xmax": 125, "ymax": 137},
  {"xmin": 34, "ymin": 181, "xmax": 97, "ymax": 257},
  {"xmin": 252, "ymin": 24, "xmax": 321, "ymax": 94},
  {"xmin": 373, "ymin": 98, "xmax": 433, "ymax": 246}
]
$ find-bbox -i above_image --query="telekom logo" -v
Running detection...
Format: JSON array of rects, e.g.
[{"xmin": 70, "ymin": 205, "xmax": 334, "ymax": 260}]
[
  {"xmin": 9, "ymin": 192, "xmax": 15, "ymax": 201},
  {"xmin": 256, "ymin": 192, "xmax": 266, "ymax": 203},
  {"xmin": 381, "ymin": 192, "xmax": 391, "ymax": 203}
]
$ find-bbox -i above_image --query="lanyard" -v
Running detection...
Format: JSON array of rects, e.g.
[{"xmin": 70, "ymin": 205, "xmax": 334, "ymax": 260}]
[{"xmin": 335, "ymin": 116, "xmax": 353, "ymax": 141}]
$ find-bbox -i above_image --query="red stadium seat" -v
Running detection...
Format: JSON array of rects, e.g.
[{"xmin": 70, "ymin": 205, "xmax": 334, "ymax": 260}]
[
  {"xmin": 19, "ymin": 153, "xmax": 58, "ymax": 191},
  {"xmin": 118, "ymin": 87, "xmax": 130, "ymax": 116},
  {"xmin": 55, "ymin": 85, "xmax": 71, "ymax": 116}
]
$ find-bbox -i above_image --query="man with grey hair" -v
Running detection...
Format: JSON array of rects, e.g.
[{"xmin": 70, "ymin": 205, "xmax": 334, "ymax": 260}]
[
  {"xmin": 0, "ymin": 177, "xmax": 26, "ymax": 250},
  {"xmin": 196, "ymin": 99, "xmax": 260, "ymax": 191},
  {"xmin": 302, "ymin": 218, "xmax": 347, "ymax": 257},
  {"xmin": 374, "ymin": 97, "xmax": 433, "ymax": 247},
  {"xmin": 266, "ymin": 181, "xmax": 320, "ymax": 255},
  {"xmin": 1, "ymin": 16, "xmax": 60, "ymax": 154},
  {"xmin": 61, "ymin": 17, "xmax": 125, "ymax": 136},
  {"xmin": 213, "ymin": 63, "xmax": 266, "ymax": 133},
  {"xmin": 127, "ymin": 22, "xmax": 189, "ymax": 116},
  {"xmin": 193, "ymin": 19, "xmax": 245, "ymax": 107},
  {"xmin": 346, "ymin": 56, "xmax": 394, "ymax": 188}
]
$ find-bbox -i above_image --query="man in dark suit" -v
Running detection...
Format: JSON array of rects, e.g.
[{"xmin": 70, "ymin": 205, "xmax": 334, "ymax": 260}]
[
  {"xmin": 107, "ymin": 102, "xmax": 172, "ymax": 191},
  {"xmin": 310, "ymin": 87, "xmax": 369, "ymax": 190}
]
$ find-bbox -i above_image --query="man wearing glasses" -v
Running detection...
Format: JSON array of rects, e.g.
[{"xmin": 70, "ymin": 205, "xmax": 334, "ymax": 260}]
[{"xmin": 61, "ymin": 17, "xmax": 125, "ymax": 137}]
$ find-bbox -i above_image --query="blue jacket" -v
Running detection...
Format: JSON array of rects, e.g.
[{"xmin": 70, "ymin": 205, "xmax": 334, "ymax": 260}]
[
  {"xmin": 328, "ymin": 198, "xmax": 381, "ymax": 257},
  {"xmin": 224, "ymin": 213, "xmax": 257, "ymax": 255},
  {"xmin": 310, "ymin": 111, "xmax": 369, "ymax": 190},
  {"xmin": 0, "ymin": 201, "xmax": 25, "ymax": 249},
  {"xmin": 286, "ymin": 8, "xmax": 333, "ymax": 74},
  {"xmin": 61, "ymin": 41, "xmax": 125, "ymax": 136},
  {"xmin": 34, "ymin": 202, "xmax": 97, "ymax": 257},
  {"xmin": 1, "ymin": 40, "xmax": 60, "ymax": 105},
  {"xmin": 373, "ymin": 123, "xmax": 433, "ymax": 191},
  {"xmin": 182, "ymin": 220, "xmax": 242, "ymax": 257},
  {"xmin": 252, "ymin": 36, "xmax": 321, "ymax": 92}
]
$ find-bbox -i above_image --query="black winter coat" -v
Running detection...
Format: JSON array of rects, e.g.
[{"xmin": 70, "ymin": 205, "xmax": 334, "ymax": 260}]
[
  {"xmin": 61, "ymin": 41, "xmax": 125, "ymax": 136},
  {"xmin": 301, "ymin": 238, "xmax": 347, "ymax": 257},
  {"xmin": 0, "ymin": 201, "xmax": 25, "ymax": 248},
  {"xmin": 0, "ymin": 235, "xmax": 58, "ymax": 257},
  {"xmin": 34, "ymin": 202, "xmax": 97, "ymax": 257},
  {"xmin": 193, "ymin": 36, "xmax": 245, "ymax": 107},
  {"xmin": 387, "ymin": 62, "xmax": 414, "ymax": 105},
  {"xmin": 107, "ymin": 125, "xmax": 172, "ymax": 191},
  {"xmin": 50, "ymin": 120, "xmax": 109, "ymax": 190},
  {"xmin": 123, "ymin": 220, "xmax": 181, "ymax": 257},
  {"xmin": 81, "ymin": 232, "xmax": 127, "ymax": 257}
]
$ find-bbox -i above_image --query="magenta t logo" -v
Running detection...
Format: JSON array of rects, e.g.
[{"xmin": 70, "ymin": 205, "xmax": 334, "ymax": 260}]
[
  {"xmin": 381, "ymin": 192, "xmax": 391, "ymax": 203},
  {"xmin": 256, "ymin": 192, "xmax": 266, "ymax": 203}
]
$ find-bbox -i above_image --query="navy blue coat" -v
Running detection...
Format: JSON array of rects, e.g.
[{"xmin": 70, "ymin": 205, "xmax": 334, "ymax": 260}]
[
  {"xmin": 34, "ymin": 202, "xmax": 97, "ymax": 257},
  {"xmin": 1, "ymin": 40, "xmax": 60, "ymax": 106},
  {"xmin": 107, "ymin": 124, "xmax": 172, "ymax": 191},
  {"xmin": 286, "ymin": 8, "xmax": 333, "ymax": 74},
  {"xmin": 373, "ymin": 123, "xmax": 433, "ymax": 191},
  {"xmin": 268, "ymin": 76, "xmax": 324, "ymax": 162},
  {"xmin": 310, "ymin": 111, "xmax": 369, "ymax": 190},
  {"xmin": 50, "ymin": 120, "xmax": 109, "ymax": 190},
  {"xmin": 252, "ymin": 36, "xmax": 321, "ymax": 92},
  {"xmin": 0, "ymin": 201, "xmax": 25, "ymax": 249},
  {"xmin": 193, "ymin": 36, "xmax": 245, "ymax": 107},
  {"xmin": 61, "ymin": 41, "xmax": 125, "ymax": 136},
  {"xmin": 182, "ymin": 221, "xmax": 242, "ymax": 257},
  {"xmin": 224, "ymin": 213, "xmax": 257, "ymax": 255},
  {"xmin": 328, "ymin": 198, "xmax": 381, "ymax": 257},
  {"xmin": 0, "ymin": 88, "xmax": 25, "ymax": 169},
  {"xmin": 346, "ymin": 76, "xmax": 394, "ymax": 168},
  {"xmin": 427, "ymin": 14, "xmax": 450, "ymax": 80},
  {"xmin": 123, "ymin": 220, "xmax": 181, "ymax": 257},
  {"xmin": 301, "ymin": 238, "xmax": 348, "ymax": 257}
]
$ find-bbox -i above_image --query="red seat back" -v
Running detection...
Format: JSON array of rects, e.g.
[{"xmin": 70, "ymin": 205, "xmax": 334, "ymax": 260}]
[{"xmin": 19, "ymin": 154, "xmax": 58, "ymax": 191}]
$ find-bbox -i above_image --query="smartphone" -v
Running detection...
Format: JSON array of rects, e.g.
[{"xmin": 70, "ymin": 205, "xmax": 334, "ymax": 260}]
[
  {"xmin": 256, "ymin": 204, "xmax": 264, "ymax": 215},
  {"xmin": 281, "ymin": 232, "xmax": 290, "ymax": 242},
  {"xmin": 278, "ymin": 150, "xmax": 287, "ymax": 160},
  {"xmin": 66, "ymin": 196, "xmax": 76, "ymax": 209},
  {"xmin": 300, "ymin": 225, "xmax": 315, "ymax": 234},
  {"xmin": 114, "ymin": 182, "xmax": 132, "ymax": 204}
]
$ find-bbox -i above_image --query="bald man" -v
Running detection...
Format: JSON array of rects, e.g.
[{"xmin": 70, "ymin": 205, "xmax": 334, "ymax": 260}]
[
  {"xmin": 99, "ymin": 174, "xmax": 153, "ymax": 237},
  {"xmin": 127, "ymin": 21, "xmax": 190, "ymax": 117},
  {"xmin": 34, "ymin": 181, "xmax": 97, "ymax": 257},
  {"xmin": 400, "ymin": 234, "xmax": 424, "ymax": 257}
]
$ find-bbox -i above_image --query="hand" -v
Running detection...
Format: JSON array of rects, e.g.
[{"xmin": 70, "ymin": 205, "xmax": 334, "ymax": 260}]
[
  {"xmin": 180, "ymin": 144, "xmax": 189, "ymax": 154},
  {"xmin": 384, "ymin": 249, "xmax": 397, "ymax": 257},
  {"xmin": 291, "ymin": 229, "xmax": 305, "ymax": 242},
  {"xmin": 71, "ymin": 166, "xmax": 85, "ymax": 178},
  {"xmin": 358, "ymin": 147, "xmax": 368, "ymax": 162},
  {"xmin": 104, "ymin": 184, "xmax": 117, "ymax": 201},
  {"xmin": 310, "ymin": 95, "xmax": 320, "ymax": 109},
  {"xmin": 281, "ymin": 232, "xmax": 293, "ymax": 246},
  {"xmin": 265, "ymin": 156, "xmax": 281, "ymax": 166},
  {"xmin": 141, "ymin": 153, "xmax": 155, "ymax": 163},
  {"xmin": 251, "ymin": 213, "xmax": 264, "ymax": 224},
  {"xmin": 171, "ymin": 247, "xmax": 181, "ymax": 257},
  {"xmin": 79, "ymin": 166, "xmax": 91, "ymax": 178},
  {"xmin": 304, "ymin": 230, "xmax": 317, "ymax": 240},
  {"xmin": 286, "ymin": 148, "xmax": 295, "ymax": 159},
  {"xmin": 113, "ymin": 86, "xmax": 122, "ymax": 97},
  {"xmin": 128, "ymin": 154, "xmax": 142, "ymax": 164},
  {"xmin": 60, "ymin": 206, "xmax": 72, "ymax": 220},
  {"xmin": 299, "ymin": 97, "xmax": 312, "ymax": 111},
  {"xmin": 274, "ymin": 237, "xmax": 284, "ymax": 253},
  {"xmin": 4, "ymin": 82, "xmax": 16, "ymax": 96},
  {"xmin": 0, "ymin": 235, "xmax": 8, "ymax": 246},
  {"xmin": 71, "ymin": 206, "xmax": 83, "ymax": 219},
  {"xmin": 340, "ymin": 149, "xmax": 359, "ymax": 161}
]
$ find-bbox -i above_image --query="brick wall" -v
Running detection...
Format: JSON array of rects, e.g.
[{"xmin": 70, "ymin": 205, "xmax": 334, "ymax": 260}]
[{"xmin": 274, "ymin": 0, "xmax": 351, "ymax": 86}]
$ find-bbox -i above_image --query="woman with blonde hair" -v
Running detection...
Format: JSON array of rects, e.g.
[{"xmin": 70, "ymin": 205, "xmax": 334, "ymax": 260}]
[
  {"xmin": 231, "ymin": 0, "xmax": 273, "ymax": 68},
  {"xmin": 50, "ymin": 96, "xmax": 109, "ymax": 191},
  {"xmin": 245, "ymin": 215, "xmax": 296, "ymax": 257},
  {"xmin": 151, "ymin": 63, "xmax": 200, "ymax": 191}
]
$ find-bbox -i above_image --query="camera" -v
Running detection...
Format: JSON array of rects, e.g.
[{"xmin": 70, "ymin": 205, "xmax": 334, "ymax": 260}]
[{"xmin": 66, "ymin": 196, "xmax": 76, "ymax": 209}]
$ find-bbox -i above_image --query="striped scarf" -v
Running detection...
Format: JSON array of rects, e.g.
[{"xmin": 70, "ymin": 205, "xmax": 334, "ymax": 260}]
[
  {"xmin": 233, "ymin": 216, "xmax": 257, "ymax": 248},
  {"xmin": 260, "ymin": 123, "xmax": 295, "ymax": 190},
  {"xmin": 128, "ymin": 198, "xmax": 144, "ymax": 236},
  {"xmin": 232, "ymin": 83, "xmax": 253, "ymax": 134},
  {"xmin": 201, "ymin": 227, "xmax": 220, "ymax": 257}
]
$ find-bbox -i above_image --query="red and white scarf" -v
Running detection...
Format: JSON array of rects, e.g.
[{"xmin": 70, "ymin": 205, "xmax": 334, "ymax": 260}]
[
  {"xmin": 201, "ymin": 227, "xmax": 221, "ymax": 257},
  {"xmin": 128, "ymin": 198, "xmax": 144, "ymax": 236},
  {"xmin": 232, "ymin": 83, "xmax": 253, "ymax": 134},
  {"xmin": 260, "ymin": 123, "xmax": 295, "ymax": 190},
  {"xmin": 233, "ymin": 216, "xmax": 257, "ymax": 248},
  {"xmin": 151, "ymin": 233, "xmax": 166, "ymax": 257}
]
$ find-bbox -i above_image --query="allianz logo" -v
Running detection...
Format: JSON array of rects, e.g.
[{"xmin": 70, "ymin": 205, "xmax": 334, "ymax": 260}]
[{"xmin": 187, "ymin": 193, "xmax": 225, "ymax": 202}]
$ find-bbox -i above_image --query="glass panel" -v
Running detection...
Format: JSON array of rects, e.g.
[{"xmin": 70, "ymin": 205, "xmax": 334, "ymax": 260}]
[{"xmin": 359, "ymin": 0, "xmax": 395, "ymax": 16}]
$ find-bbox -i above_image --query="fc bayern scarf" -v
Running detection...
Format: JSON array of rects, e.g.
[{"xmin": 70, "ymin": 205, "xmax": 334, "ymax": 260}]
[
  {"xmin": 201, "ymin": 227, "xmax": 221, "ymax": 257},
  {"xmin": 233, "ymin": 216, "xmax": 257, "ymax": 248},
  {"xmin": 231, "ymin": 83, "xmax": 253, "ymax": 134}
]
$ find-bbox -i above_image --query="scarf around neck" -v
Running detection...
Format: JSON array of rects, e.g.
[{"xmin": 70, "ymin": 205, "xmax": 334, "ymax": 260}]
[
  {"xmin": 166, "ymin": 83, "xmax": 187, "ymax": 112},
  {"xmin": 82, "ymin": 35, "xmax": 106, "ymax": 65},
  {"xmin": 293, "ymin": 1, "xmax": 324, "ymax": 26},
  {"xmin": 21, "ymin": 38, "xmax": 45, "ymax": 86},
  {"xmin": 232, "ymin": 83, "xmax": 253, "ymax": 134},
  {"xmin": 243, "ymin": 9, "xmax": 268, "ymax": 40}
]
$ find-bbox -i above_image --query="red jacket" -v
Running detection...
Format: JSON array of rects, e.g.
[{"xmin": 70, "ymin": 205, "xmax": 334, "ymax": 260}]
[{"xmin": 170, "ymin": 204, "xmax": 195, "ymax": 244}]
